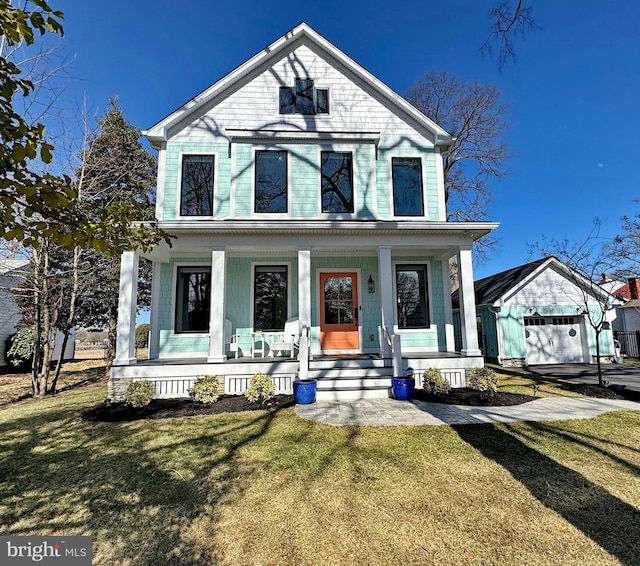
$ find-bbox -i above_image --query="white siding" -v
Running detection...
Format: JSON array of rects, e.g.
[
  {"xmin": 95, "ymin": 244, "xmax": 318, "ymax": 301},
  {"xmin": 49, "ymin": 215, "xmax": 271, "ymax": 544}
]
[
  {"xmin": 504, "ymin": 266, "xmax": 591, "ymax": 307},
  {"xmin": 169, "ymin": 45, "xmax": 431, "ymax": 149}
]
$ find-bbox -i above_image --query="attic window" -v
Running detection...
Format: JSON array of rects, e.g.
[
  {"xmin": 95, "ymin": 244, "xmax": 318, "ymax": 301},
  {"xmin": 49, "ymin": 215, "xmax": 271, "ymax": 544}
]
[{"xmin": 279, "ymin": 79, "xmax": 329, "ymax": 115}]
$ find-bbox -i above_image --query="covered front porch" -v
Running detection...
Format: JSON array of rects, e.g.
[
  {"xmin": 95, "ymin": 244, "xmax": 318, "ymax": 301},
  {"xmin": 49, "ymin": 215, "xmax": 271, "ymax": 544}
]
[{"xmin": 109, "ymin": 220, "xmax": 494, "ymax": 401}]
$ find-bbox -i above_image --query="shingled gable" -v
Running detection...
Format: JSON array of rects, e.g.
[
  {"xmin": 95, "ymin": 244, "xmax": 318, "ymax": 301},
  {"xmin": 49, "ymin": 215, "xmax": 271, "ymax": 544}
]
[
  {"xmin": 452, "ymin": 256, "xmax": 616, "ymax": 310},
  {"xmin": 142, "ymin": 22, "xmax": 453, "ymax": 150}
]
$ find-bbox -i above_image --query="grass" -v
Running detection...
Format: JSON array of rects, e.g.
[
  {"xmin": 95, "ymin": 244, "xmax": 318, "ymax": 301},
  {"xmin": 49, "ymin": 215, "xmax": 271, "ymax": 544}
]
[{"xmin": 0, "ymin": 364, "xmax": 639, "ymax": 565}]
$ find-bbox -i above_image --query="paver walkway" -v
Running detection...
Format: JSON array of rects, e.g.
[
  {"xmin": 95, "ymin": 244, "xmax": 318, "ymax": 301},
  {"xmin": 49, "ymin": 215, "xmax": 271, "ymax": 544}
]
[{"xmin": 295, "ymin": 397, "xmax": 640, "ymax": 426}]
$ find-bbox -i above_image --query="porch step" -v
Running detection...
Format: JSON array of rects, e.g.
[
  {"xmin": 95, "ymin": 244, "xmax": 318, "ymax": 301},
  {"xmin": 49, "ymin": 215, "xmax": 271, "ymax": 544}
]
[
  {"xmin": 312, "ymin": 372, "xmax": 395, "ymax": 401},
  {"xmin": 315, "ymin": 386, "xmax": 391, "ymax": 401},
  {"xmin": 308, "ymin": 367, "xmax": 394, "ymax": 380},
  {"xmin": 305, "ymin": 357, "xmax": 397, "ymax": 401},
  {"xmin": 309, "ymin": 357, "xmax": 392, "ymax": 370}
]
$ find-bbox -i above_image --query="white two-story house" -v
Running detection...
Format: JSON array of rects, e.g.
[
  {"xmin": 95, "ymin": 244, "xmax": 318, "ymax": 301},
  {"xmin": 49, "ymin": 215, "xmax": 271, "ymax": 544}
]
[{"xmin": 109, "ymin": 23, "xmax": 498, "ymax": 401}]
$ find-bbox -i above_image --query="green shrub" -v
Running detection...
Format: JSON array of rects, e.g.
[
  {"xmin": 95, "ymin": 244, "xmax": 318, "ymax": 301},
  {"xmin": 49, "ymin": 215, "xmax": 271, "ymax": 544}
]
[
  {"xmin": 245, "ymin": 372, "xmax": 276, "ymax": 404},
  {"xmin": 467, "ymin": 367, "xmax": 498, "ymax": 398},
  {"xmin": 7, "ymin": 326, "xmax": 36, "ymax": 371},
  {"xmin": 124, "ymin": 380, "xmax": 155, "ymax": 408},
  {"xmin": 422, "ymin": 367, "xmax": 451, "ymax": 395},
  {"xmin": 190, "ymin": 375, "xmax": 221, "ymax": 403},
  {"xmin": 135, "ymin": 323, "xmax": 150, "ymax": 349}
]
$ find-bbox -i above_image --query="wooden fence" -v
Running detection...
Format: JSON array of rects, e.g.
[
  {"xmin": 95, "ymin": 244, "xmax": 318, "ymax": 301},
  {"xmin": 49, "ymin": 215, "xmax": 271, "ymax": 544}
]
[{"xmin": 613, "ymin": 331, "xmax": 640, "ymax": 358}]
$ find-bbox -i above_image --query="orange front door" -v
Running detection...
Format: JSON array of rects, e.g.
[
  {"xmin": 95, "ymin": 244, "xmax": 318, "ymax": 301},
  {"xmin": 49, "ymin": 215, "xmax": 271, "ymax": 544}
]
[{"xmin": 320, "ymin": 272, "xmax": 359, "ymax": 351}]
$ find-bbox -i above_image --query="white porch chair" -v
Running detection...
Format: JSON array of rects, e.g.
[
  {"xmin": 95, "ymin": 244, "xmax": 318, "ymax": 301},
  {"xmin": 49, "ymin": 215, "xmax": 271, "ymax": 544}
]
[
  {"xmin": 224, "ymin": 319, "xmax": 240, "ymax": 358},
  {"xmin": 269, "ymin": 317, "xmax": 300, "ymax": 358}
]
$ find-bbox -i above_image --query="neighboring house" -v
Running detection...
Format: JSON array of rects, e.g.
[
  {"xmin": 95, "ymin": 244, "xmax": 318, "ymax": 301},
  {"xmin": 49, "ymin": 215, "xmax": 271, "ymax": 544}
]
[
  {"xmin": 452, "ymin": 257, "xmax": 617, "ymax": 367},
  {"xmin": 0, "ymin": 258, "xmax": 75, "ymax": 372},
  {"xmin": 611, "ymin": 278, "xmax": 640, "ymax": 332},
  {"xmin": 110, "ymin": 23, "xmax": 498, "ymax": 401}
]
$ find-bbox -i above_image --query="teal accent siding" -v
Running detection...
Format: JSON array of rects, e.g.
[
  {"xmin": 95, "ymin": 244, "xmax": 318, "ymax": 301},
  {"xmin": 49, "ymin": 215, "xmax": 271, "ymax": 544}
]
[
  {"xmin": 393, "ymin": 256, "xmax": 443, "ymax": 350},
  {"xmin": 355, "ymin": 145, "xmax": 375, "ymax": 218},
  {"xmin": 225, "ymin": 256, "xmax": 298, "ymax": 357},
  {"xmin": 376, "ymin": 146, "xmax": 438, "ymax": 221},
  {"xmin": 291, "ymin": 145, "xmax": 319, "ymax": 217},
  {"xmin": 478, "ymin": 306, "xmax": 499, "ymax": 358},
  {"xmin": 162, "ymin": 142, "xmax": 442, "ymax": 221},
  {"xmin": 156, "ymin": 255, "xmax": 298, "ymax": 358},
  {"xmin": 500, "ymin": 306, "xmax": 528, "ymax": 359},
  {"xmin": 163, "ymin": 142, "xmax": 230, "ymax": 220},
  {"xmin": 157, "ymin": 257, "xmax": 211, "ymax": 356},
  {"xmin": 234, "ymin": 144, "xmax": 253, "ymax": 216}
]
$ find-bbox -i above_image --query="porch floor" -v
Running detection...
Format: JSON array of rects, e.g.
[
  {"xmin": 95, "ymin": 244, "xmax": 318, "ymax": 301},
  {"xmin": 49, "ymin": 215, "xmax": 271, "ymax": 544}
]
[{"xmin": 135, "ymin": 351, "xmax": 469, "ymax": 366}]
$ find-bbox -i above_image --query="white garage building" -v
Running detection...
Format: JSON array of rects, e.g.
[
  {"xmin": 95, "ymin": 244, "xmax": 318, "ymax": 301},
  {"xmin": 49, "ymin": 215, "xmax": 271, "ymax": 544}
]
[{"xmin": 453, "ymin": 256, "xmax": 618, "ymax": 367}]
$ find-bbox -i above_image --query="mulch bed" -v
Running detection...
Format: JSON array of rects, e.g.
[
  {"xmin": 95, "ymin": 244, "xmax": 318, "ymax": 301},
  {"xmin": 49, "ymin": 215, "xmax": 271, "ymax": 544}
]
[
  {"xmin": 82, "ymin": 394, "xmax": 295, "ymax": 422},
  {"xmin": 555, "ymin": 382, "xmax": 640, "ymax": 402},
  {"xmin": 413, "ymin": 388, "xmax": 534, "ymax": 407},
  {"xmin": 82, "ymin": 384, "xmax": 640, "ymax": 423}
]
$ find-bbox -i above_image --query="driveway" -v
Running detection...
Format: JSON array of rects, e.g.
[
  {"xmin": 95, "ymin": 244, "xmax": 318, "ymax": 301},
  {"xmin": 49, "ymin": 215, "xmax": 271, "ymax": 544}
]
[{"xmin": 530, "ymin": 363, "xmax": 640, "ymax": 393}]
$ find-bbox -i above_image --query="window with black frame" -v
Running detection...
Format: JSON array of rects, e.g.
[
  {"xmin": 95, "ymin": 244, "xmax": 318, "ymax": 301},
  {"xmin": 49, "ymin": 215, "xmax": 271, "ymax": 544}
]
[
  {"xmin": 175, "ymin": 266, "xmax": 211, "ymax": 333},
  {"xmin": 321, "ymin": 151, "xmax": 354, "ymax": 213},
  {"xmin": 392, "ymin": 157, "xmax": 424, "ymax": 216},
  {"xmin": 396, "ymin": 264, "xmax": 430, "ymax": 328},
  {"xmin": 255, "ymin": 151, "xmax": 287, "ymax": 213},
  {"xmin": 180, "ymin": 154, "xmax": 214, "ymax": 216},
  {"xmin": 279, "ymin": 78, "xmax": 329, "ymax": 115},
  {"xmin": 254, "ymin": 265, "xmax": 288, "ymax": 331}
]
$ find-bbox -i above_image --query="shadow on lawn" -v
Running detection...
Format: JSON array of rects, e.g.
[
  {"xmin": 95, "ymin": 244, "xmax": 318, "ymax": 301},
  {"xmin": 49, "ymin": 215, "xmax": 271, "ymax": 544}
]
[
  {"xmin": 454, "ymin": 422, "xmax": 640, "ymax": 565},
  {"xmin": 0, "ymin": 400, "xmax": 284, "ymax": 565}
]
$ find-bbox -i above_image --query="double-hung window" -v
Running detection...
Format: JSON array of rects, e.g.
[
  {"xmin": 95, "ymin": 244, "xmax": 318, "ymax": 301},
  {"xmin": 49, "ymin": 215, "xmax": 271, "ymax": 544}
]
[
  {"xmin": 396, "ymin": 264, "xmax": 430, "ymax": 329},
  {"xmin": 180, "ymin": 154, "xmax": 214, "ymax": 216},
  {"xmin": 321, "ymin": 151, "xmax": 354, "ymax": 213},
  {"xmin": 175, "ymin": 266, "xmax": 211, "ymax": 333},
  {"xmin": 392, "ymin": 157, "xmax": 424, "ymax": 216},
  {"xmin": 255, "ymin": 151, "xmax": 288, "ymax": 213},
  {"xmin": 254, "ymin": 265, "xmax": 288, "ymax": 331}
]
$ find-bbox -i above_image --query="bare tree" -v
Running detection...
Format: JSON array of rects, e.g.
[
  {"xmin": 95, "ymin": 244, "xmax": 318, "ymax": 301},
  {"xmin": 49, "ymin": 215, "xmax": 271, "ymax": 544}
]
[
  {"xmin": 612, "ymin": 204, "xmax": 640, "ymax": 278},
  {"xmin": 482, "ymin": 0, "xmax": 541, "ymax": 69},
  {"xmin": 531, "ymin": 221, "xmax": 621, "ymax": 385},
  {"xmin": 405, "ymin": 71, "xmax": 510, "ymax": 259}
]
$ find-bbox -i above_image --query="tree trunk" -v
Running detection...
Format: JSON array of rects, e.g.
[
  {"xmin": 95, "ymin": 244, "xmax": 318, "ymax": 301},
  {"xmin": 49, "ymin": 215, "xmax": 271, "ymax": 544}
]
[
  {"xmin": 595, "ymin": 330, "xmax": 603, "ymax": 386},
  {"xmin": 49, "ymin": 246, "xmax": 81, "ymax": 393},
  {"xmin": 105, "ymin": 313, "xmax": 117, "ymax": 375},
  {"xmin": 31, "ymin": 248, "xmax": 42, "ymax": 397}
]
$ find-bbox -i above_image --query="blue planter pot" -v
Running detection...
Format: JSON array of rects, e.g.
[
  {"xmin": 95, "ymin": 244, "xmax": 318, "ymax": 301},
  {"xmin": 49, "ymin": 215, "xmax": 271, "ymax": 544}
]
[
  {"xmin": 391, "ymin": 377, "xmax": 415, "ymax": 400},
  {"xmin": 293, "ymin": 379, "xmax": 317, "ymax": 404}
]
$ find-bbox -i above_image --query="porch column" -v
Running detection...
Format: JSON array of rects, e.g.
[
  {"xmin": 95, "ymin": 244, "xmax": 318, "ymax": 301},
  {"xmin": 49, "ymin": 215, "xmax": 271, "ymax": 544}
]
[
  {"xmin": 114, "ymin": 250, "xmax": 139, "ymax": 365},
  {"xmin": 458, "ymin": 247, "xmax": 481, "ymax": 356},
  {"xmin": 148, "ymin": 260, "xmax": 162, "ymax": 360},
  {"xmin": 298, "ymin": 248, "xmax": 311, "ymax": 329},
  {"xmin": 441, "ymin": 258, "xmax": 455, "ymax": 352},
  {"xmin": 378, "ymin": 246, "xmax": 394, "ymax": 357},
  {"xmin": 208, "ymin": 247, "xmax": 227, "ymax": 363}
]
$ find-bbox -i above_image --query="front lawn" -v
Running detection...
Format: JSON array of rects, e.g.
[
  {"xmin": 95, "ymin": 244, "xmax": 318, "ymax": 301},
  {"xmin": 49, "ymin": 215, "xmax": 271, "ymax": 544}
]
[{"xmin": 0, "ymin": 367, "xmax": 638, "ymax": 565}]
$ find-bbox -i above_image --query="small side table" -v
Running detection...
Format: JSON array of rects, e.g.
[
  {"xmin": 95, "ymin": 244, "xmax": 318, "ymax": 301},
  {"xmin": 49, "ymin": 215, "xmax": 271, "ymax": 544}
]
[{"xmin": 250, "ymin": 332, "xmax": 267, "ymax": 358}]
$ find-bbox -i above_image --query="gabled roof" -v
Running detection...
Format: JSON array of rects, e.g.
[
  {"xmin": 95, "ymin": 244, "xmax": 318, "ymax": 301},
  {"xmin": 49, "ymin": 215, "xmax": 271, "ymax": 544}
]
[
  {"xmin": 143, "ymin": 22, "xmax": 452, "ymax": 149},
  {"xmin": 452, "ymin": 256, "xmax": 615, "ymax": 309}
]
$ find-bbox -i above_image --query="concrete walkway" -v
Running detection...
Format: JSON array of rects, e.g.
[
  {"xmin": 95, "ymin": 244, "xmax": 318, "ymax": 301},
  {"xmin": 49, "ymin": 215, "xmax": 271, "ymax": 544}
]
[{"xmin": 295, "ymin": 397, "xmax": 640, "ymax": 426}]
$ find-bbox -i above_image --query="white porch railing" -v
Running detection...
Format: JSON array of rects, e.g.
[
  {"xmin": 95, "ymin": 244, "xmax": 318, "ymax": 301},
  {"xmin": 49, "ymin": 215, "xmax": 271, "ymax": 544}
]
[
  {"xmin": 298, "ymin": 320, "xmax": 310, "ymax": 380},
  {"xmin": 380, "ymin": 325, "xmax": 403, "ymax": 377}
]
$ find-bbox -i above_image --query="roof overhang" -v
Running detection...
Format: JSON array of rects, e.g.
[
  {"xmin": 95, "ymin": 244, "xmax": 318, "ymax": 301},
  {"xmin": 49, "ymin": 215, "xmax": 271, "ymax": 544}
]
[{"xmin": 142, "ymin": 22, "xmax": 452, "ymax": 150}]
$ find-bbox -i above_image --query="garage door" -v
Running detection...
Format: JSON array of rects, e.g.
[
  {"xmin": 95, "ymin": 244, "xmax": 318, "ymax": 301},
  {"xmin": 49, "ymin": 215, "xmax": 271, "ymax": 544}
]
[{"xmin": 524, "ymin": 316, "xmax": 585, "ymax": 364}]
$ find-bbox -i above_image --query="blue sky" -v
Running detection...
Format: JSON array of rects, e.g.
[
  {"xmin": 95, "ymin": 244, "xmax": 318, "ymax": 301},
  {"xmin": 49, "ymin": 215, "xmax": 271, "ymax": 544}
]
[{"xmin": 52, "ymin": 0, "xmax": 640, "ymax": 279}]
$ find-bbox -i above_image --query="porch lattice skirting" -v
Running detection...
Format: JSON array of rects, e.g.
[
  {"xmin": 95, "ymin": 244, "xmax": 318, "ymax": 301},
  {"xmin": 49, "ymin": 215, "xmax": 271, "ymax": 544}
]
[{"xmin": 108, "ymin": 354, "xmax": 481, "ymax": 402}]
